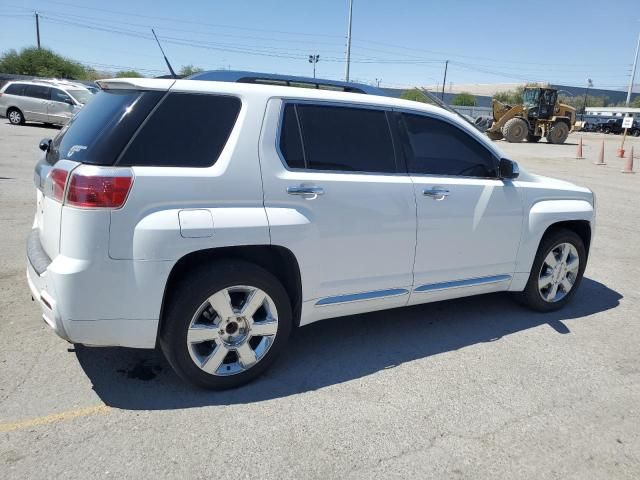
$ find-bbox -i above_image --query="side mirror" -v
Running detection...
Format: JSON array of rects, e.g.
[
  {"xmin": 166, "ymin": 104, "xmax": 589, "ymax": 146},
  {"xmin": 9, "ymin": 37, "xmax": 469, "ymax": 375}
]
[
  {"xmin": 499, "ymin": 158, "xmax": 519, "ymax": 179},
  {"xmin": 64, "ymin": 98, "xmax": 75, "ymax": 106},
  {"xmin": 39, "ymin": 138, "xmax": 52, "ymax": 152}
]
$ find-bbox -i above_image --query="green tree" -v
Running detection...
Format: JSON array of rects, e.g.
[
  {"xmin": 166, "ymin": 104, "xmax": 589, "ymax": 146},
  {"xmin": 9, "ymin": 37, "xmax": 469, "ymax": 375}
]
[
  {"xmin": 0, "ymin": 47, "xmax": 88, "ymax": 79},
  {"xmin": 558, "ymin": 94, "xmax": 608, "ymax": 112},
  {"xmin": 180, "ymin": 65, "xmax": 204, "ymax": 77},
  {"xmin": 451, "ymin": 92, "xmax": 476, "ymax": 106},
  {"xmin": 115, "ymin": 70, "xmax": 143, "ymax": 78},
  {"xmin": 631, "ymin": 96, "xmax": 640, "ymax": 108},
  {"xmin": 400, "ymin": 88, "xmax": 429, "ymax": 103}
]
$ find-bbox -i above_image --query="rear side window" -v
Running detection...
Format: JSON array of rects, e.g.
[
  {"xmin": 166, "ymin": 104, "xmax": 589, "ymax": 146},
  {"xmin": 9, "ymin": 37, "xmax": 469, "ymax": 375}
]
[
  {"xmin": 400, "ymin": 113, "xmax": 497, "ymax": 178},
  {"xmin": 119, "ymin": 93, "xmax": 241, "ymax": 167},
  {"xmin": 25, "ymin": 84, "xmax": 50, "ymax": 99},
  {"xmin": 46, "ymin": 89, "xmax": 163, "ymax": 165},
  {"xmin": 5, "ymin": 83, "xmax": 26, "ymax": 96},
  {"xmin": 279, "ymin": 103, "xmax": 396, "ymax": 173}
]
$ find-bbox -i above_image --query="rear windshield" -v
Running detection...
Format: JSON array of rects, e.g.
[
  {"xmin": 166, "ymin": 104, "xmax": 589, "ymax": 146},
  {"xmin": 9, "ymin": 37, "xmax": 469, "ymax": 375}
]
[{"xmin": 46, "ymin": 89, "xmax": 163, "ymax": 165}]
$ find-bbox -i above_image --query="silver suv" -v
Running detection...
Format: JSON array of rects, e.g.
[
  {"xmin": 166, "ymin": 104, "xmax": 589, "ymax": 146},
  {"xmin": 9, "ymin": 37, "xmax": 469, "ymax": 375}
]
[{"xmin": 0, "ymin": 79, "xmax": 92, "ymax": 126}]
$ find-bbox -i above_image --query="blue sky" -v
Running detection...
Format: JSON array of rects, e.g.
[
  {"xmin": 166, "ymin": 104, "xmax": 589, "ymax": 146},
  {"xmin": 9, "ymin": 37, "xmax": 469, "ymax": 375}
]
[{"xmin": 0, "ymin": 0, "xmax": 638, "ymax": 91}]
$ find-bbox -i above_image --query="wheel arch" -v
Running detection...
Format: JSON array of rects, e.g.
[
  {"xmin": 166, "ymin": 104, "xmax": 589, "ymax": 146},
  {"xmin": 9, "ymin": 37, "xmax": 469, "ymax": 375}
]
[
  {"xmin": 541, "ymin": 220, "xmax": 592, "ymax": 256},
  {"xmin": 158, "ymin": 244, "xmax": 303, "ymax": 339}
]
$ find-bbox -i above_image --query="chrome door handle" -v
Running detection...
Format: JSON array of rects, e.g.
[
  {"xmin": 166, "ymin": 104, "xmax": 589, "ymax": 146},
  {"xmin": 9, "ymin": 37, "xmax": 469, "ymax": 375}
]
[
  {"xmin": 423, "ymin": 188, "xmax": 450, "ymax": 200},
  {"xmin": 287, "ymin": 185, "xmax": 325, "ymax": 199}
]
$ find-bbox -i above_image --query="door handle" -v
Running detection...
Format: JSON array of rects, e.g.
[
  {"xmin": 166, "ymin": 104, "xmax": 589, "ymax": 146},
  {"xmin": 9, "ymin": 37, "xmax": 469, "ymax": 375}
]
[
  {"xmin": 287, "ymin": 185, "xmax": 325, "ymax": 199},
  {"xmin": 423, "ymin": 188, "xmax": 450, "ymax": 200}
]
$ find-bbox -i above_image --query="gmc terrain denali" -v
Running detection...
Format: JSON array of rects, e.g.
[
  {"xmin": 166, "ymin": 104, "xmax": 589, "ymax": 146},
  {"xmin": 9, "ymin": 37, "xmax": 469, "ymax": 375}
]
[{"xmin": 27, "ymin": 75, "xmax": 595, "ymax": 389}]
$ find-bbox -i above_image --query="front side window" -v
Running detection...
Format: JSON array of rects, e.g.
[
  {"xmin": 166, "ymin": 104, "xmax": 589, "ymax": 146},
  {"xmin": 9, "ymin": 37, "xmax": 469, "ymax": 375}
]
[
  {"xmin": 51, "ymin": 89, "xmax": 72, "ymax": 104},
  {"xmin": 279, "ymin": 103, "xmax": 396, "ymax": 173},
  {"xmin": 119, "ymin": 93, "xmax": 241, "ymax": 167},
  {"xmin": 25, "ymin": 84, "xmax": 50, "ymax": 100},
  {"xmin": 400, "ymin": 113, "xmax": 497, "ymax": 178}
]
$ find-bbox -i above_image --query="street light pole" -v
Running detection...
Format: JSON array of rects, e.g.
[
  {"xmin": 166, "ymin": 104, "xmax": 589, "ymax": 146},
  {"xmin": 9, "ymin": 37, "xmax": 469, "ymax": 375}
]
[
  {"xmin": 581, "ymin": 78, "xmax": 593, "ymax": 122},
  {"xmin": 345, "ymin": 0, "xmax": 353, "ymax": 81},
  {"xmin": 308, "ymin": 54, "xmax": 320, "ymax": 79}
]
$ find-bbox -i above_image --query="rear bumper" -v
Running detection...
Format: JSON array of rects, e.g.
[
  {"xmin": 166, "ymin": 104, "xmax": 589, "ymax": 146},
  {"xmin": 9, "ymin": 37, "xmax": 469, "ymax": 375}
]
[{"xmin": 26, "ymin": 229, "xmax": 171, "ymax": 348}]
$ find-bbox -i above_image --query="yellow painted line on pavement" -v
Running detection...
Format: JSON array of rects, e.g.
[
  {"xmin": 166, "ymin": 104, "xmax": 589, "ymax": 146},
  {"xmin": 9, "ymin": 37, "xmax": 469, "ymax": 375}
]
[{"xmin": 0, "ymin": 405, "xmax": 111, "ymax": 433}]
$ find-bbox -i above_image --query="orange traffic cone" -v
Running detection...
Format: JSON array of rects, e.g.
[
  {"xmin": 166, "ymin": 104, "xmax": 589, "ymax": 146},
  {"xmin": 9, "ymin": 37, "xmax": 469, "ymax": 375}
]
[
  {"xmin": 594, "ymin": 140, "xmax": 606, "ymax": 165},
  {"xmin": 576, "ymin": 136, "xmax": 584, "ymax": 159},
  {"xmin": 622, "ymin": 146, "xmax": 635, "ymax": 174}
]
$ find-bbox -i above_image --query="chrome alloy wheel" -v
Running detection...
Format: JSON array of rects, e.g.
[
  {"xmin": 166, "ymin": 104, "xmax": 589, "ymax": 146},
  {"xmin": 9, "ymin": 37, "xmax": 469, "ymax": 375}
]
[
  {"xmin": 187, "ymin": 286, "xmax": 279, "ymax": 376},
  {"xmin": 538, "ymin": 242, "xmax": 580, "ymax": 303}
]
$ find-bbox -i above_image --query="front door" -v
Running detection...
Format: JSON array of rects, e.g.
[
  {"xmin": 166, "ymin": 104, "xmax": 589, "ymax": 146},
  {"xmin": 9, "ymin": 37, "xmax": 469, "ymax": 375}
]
[
  {"xmin": 48, "ymin": 88, "xmax": 75, "ymax": 124},
  {"xmin": 395, "ymin": 111, "xmax": 523, "ymax": 304},
  {"xmin": 259, "ymin": 99, "xmax": 417, "ymax": 323}
]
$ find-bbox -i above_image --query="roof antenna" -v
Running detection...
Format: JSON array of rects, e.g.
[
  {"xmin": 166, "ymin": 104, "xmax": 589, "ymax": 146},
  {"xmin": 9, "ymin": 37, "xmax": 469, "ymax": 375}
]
[{"xmin": 151, "ymin": 28, "xmax": 177, "ymax": 78}]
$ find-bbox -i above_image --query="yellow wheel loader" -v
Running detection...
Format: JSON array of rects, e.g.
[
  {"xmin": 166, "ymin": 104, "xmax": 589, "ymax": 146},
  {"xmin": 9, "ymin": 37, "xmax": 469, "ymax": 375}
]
[{"xmin": 486, "ymin": 87, "xmax": 576, "ymax": 144}]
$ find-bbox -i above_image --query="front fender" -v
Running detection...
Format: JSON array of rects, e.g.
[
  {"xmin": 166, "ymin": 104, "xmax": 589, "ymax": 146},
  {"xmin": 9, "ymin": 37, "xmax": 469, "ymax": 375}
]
[{"xmin": 515, "ymin": 199, "xmax": 594, "ymax": 275}]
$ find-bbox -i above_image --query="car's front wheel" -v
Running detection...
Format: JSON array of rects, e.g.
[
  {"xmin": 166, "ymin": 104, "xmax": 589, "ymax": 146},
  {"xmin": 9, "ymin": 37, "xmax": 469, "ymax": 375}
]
[
  {"xmin": 520, "ymin": 229, "xmax": 586, "ymax": 312},
  {"xmin": 160, "ymin": 260, "xmax": 292, "ymax": 389}
]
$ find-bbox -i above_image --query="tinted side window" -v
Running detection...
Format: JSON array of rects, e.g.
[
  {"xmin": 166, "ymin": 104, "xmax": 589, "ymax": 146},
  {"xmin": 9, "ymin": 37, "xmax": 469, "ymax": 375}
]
[
  {"xmin": 401, "ymin": 113, "xmax": 497, "ymax": 177},
  {"xmin": 51, "ymin": 89, "xmax": 72, "ymax": 103},
  {"xmin": 25, "ymin": 85, "xmax": 50, "ymax": 100},
  {"xmin": 279, "ymin": 104, "xmax": 305, "ymax": 169},
  {"xmin": 296, "ymin": 104, "xmax": 396, "ymax": 173},
  {"xmin": 5, "ymin": 83, "xmax": 26, "ymax": 96},
  {"xmin": 119, "ymin": 93, "xmax": 241, "ymax": 167}
]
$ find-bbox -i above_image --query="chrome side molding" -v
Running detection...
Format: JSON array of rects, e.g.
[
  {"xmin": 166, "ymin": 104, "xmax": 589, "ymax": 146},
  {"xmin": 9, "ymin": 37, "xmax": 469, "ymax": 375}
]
[
  {"xmin": 315, "ymin": 288, "xmax": 409, "ymax": 307},
  {"xmin": 415, "ymin": 274, "xmax": 511, "ymax": 293}
]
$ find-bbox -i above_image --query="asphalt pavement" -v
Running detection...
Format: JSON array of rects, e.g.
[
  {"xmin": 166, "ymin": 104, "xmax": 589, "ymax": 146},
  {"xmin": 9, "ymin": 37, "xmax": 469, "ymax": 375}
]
[{"xmin": 0, "ymin": 120, "xmax": 638, "ymax": 479}]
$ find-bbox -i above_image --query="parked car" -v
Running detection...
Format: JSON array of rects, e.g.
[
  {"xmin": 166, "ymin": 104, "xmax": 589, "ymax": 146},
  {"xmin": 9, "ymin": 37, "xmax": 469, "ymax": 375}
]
[
  {"xmin": 0, "ymin": 79, "xmax": 92, "ymax": 126},
  {"xmin": 28, "ymin": 75, "xmax": 595, "ymax": 389},
  {"xmin": 598, "ymin": 118, "xmax": 640, "ymax": 136}
]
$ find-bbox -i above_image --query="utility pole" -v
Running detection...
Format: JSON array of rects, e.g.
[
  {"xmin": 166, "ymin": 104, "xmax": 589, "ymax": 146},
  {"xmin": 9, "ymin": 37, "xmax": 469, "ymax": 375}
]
[
  {"xmin": 35, "ymin": 12, "xmax": 41, "ymax": 49},
  {"xmin": 375, "ymin": 78, "xmax": 381, "ymax": 87},
  {"xmin": 345, "ymin": 0, "xmax": 353, "ymax": 81},
  {"xmin": 308, "ymin": 54, "xmax": 320, "ymax": 78},
  {"xmin": 440, "ymin": 60, "xmax": 448, "ymax": 101},
  {"xmin": 625, "ymin": 31, "xmax": 640, "ymax": 106}
]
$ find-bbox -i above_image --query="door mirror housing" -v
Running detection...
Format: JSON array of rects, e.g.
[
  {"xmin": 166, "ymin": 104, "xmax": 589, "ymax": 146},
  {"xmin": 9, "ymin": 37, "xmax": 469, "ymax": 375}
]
[
  {"xmin": 64, "ymin": 98, "xmax": 75, "ymax": 106},
  {"xmin": 39, "ymin": 138, "xmax": 52, "ymax": 152},
  {"xmin": 499, "ymin": 158, "xmax": 519, "ymax": 179}
]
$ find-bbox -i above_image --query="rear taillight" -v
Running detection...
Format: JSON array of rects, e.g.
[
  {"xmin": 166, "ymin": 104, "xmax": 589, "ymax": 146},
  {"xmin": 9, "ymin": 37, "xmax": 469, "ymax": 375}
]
[
  {"xmin": 66, "ymin": 170, "xmax": 133, "ymax": 208},
  {"xmin": 45, "ymin": 165, "xmax": 133, "ymax": 209},
  {"xmin": 49, "ymin": 168, "xmax": 68, "ymax": 202}
]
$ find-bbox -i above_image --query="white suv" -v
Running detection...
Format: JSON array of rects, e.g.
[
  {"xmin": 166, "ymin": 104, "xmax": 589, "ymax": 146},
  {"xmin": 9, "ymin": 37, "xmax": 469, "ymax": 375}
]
[
  {"xmin": 27, "ymin": 77, "xmax": 595, "ymax": 389},
  {"xmin": 0, "ymin": 79, "xmax": 92, "ymax": 126}
]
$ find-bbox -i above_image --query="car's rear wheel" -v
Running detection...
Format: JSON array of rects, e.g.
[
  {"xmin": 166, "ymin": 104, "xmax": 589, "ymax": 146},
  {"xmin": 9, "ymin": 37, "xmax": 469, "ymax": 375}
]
[
  {"xmin": 632, "ymin": 129, "xmax": 640, "ymax": 137},
  {"xmin": 160, "ymin": 260, "xmax": 292, "ymax": 389},
  {"xmin": 603, "ymin": 126, "xmax": 611, "ymax": 134},
  {"xmin": 7, "ymin": 108, "xmax": 24, "ymax": 125},
  {"xmin": 519, "ymin": 229, "xmax": 586, "ymax": 312}
]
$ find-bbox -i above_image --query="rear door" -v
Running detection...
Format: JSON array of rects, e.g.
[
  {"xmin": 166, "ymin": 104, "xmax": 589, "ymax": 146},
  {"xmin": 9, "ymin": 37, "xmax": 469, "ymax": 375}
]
[
  {"xmin": 47, "ymin": 88, "xmax": 76, "ymax": 124},
  {"xmin": 23, "ymin": 85, "xmax": 50, "ymax": 122},
  {"xmin": 259, "ymin": 99, "xmax": 417, "ymax": 322},
  {"xmin": 395, "ymin": 111, "xmax": 523, "ymax": 302}
]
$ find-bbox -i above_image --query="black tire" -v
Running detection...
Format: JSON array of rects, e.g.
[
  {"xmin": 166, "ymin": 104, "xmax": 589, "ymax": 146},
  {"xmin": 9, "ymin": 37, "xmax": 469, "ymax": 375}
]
[
  {"xmin": 527, "ymin": 134, "xmax": 542, "ymax": 143},
  {"xmin": 519, "ymin": 228, "xmax": 587, "ymax": 312},
  {"xmin": 160, "ymin": 260, "xmax": 293, "ymax": 389},
  {"xmin": 631, "ymin": 129, "xmax": 640, "ymax": 137},
  {"xmin": 603, "ymin": 127, "xmax": 611, "ymax": 134},
  {"xmin": 7, "ymin": 107, "xmax": 24, "ymax": 125},
  {"xmin": 547, "ymin": 121, "xmax": 570, "ymax": 144},
  {"xmin": 486, "ymin": 131, "xmax": 503, "ymax": 141},
  {"xmin": 502, "ymin": 118, "xmax": 528, "ymax": 143}
]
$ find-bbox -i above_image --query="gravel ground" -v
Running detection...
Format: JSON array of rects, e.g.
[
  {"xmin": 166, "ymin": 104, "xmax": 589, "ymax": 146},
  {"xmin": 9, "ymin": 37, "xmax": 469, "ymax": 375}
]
[{"xmin": 0, "ymin": 120, "xmax": 639, "ymax": 479}]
